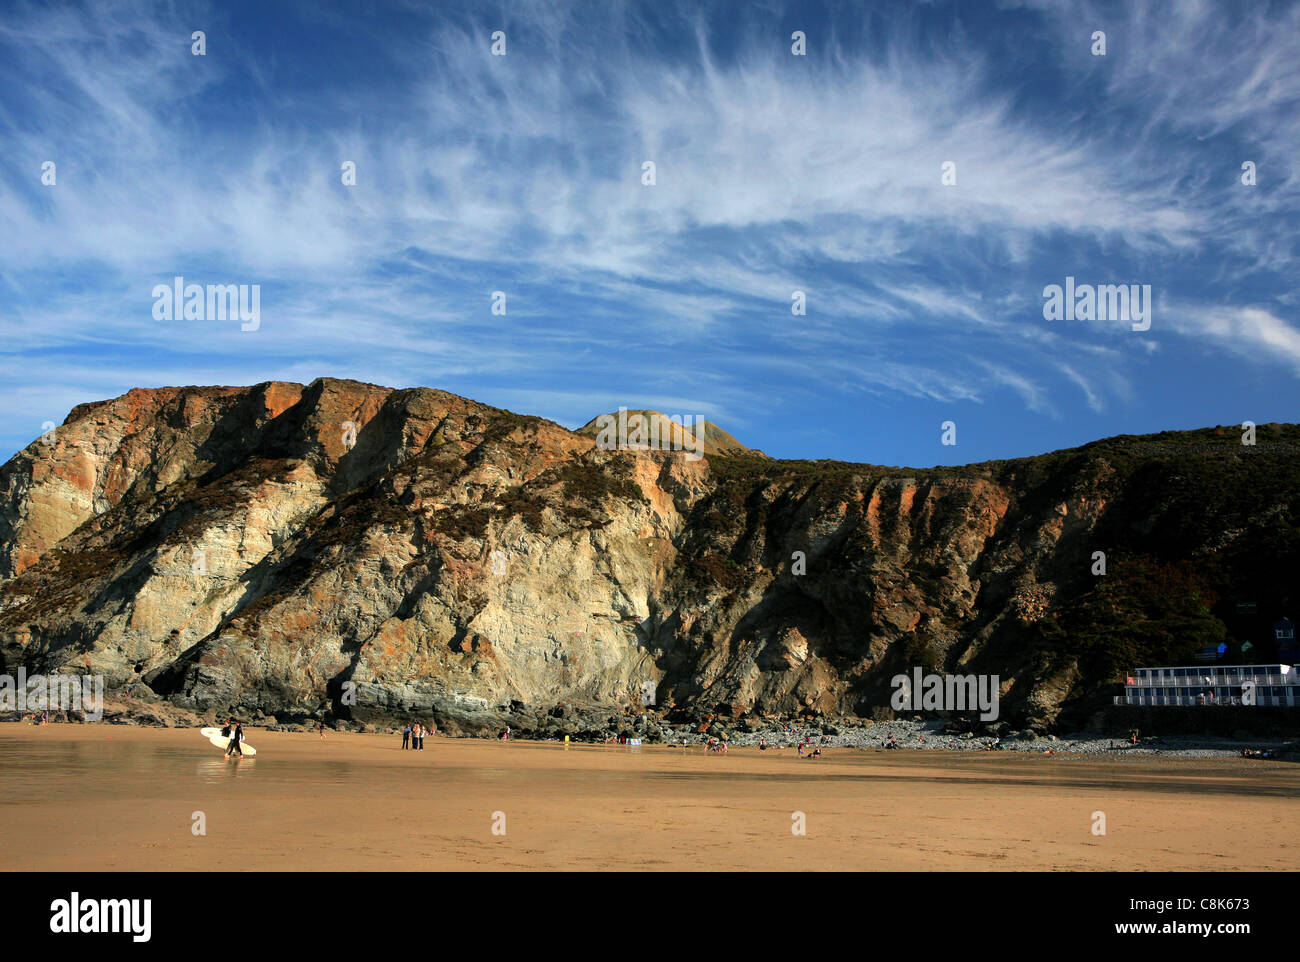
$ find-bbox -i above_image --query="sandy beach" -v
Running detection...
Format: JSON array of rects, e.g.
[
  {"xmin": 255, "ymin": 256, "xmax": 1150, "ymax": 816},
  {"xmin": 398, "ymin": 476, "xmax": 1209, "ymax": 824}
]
[{"xmin": 1, "ymin": 722, "xmax": 1296, "ymax": 871}]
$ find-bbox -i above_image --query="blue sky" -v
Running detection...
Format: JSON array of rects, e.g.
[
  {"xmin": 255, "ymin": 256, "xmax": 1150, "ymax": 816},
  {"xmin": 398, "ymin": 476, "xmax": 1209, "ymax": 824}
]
[{"xmin": 1, "ymin": 0, "xmax": 1296, "ymax": 467}]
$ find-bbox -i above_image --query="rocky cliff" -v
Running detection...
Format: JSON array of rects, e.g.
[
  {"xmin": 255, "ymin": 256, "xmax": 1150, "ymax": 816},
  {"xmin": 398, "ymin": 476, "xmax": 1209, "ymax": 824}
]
[{"xmin": 2, "ymin": 379, "xmax": 1297, "ymax": 735}]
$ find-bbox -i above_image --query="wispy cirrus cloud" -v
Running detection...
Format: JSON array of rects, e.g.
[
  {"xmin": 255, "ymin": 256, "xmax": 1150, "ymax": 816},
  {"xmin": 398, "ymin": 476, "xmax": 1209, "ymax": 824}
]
[{"xmin": 0, "ymin": 0, "xmax": 1296, "ymax": 465}]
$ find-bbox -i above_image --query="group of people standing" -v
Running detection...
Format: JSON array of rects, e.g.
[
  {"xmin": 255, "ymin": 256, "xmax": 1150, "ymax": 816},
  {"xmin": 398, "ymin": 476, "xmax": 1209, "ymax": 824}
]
[{"xmin": 401, "ymin": 722, "xmax": 433, "ymax": 750}]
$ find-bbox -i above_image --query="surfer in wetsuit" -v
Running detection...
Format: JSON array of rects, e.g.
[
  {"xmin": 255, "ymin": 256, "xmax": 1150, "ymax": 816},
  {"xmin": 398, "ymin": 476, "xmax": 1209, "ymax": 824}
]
[{"xmin": 226, "ymin": 722, "xmax": 244, "ymax": 756}]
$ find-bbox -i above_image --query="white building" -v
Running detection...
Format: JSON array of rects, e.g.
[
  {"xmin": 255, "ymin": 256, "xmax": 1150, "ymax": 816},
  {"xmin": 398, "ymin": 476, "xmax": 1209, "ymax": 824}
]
[{"xmin": 1114, "ymin": 664, "xmax": 1300, "ymax": 707}]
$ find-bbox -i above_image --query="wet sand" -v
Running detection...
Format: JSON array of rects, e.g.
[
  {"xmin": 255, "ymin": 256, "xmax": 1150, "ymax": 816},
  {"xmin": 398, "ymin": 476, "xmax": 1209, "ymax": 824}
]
[{"xmin": 2, "ymin": 723, "xmax": 1296, "ymax": 871}]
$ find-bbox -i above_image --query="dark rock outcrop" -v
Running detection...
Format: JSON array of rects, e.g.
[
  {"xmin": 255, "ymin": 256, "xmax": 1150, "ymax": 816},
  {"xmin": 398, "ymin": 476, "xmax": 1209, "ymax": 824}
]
[{"xmin": 2, "ymin": 379, "xmax": 1296, "ymax": 733}]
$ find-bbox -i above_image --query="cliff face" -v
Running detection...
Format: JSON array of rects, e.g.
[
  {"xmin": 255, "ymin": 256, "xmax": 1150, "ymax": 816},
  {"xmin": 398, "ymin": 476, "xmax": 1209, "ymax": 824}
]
[{"xmin": 2, "ymin": 379, "xmax": 1297, "ymax": 733}]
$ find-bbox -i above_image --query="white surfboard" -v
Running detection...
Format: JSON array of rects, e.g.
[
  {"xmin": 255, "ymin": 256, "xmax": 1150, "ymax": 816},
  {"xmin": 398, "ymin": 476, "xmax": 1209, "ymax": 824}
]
[{"xmin": 200, "ymin": 726, "xmax": 257, "ymax": 756}]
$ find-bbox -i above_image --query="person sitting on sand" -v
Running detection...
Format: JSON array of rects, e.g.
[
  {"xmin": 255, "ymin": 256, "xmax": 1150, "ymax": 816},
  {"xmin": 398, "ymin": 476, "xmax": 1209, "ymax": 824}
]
[
  {"xmin": 809, "ymin": 748, "xmax": 821, "ymax": 758},
  {"xmin": 720, "ymin": 738, "xmax": 728, "ymax": 754}
]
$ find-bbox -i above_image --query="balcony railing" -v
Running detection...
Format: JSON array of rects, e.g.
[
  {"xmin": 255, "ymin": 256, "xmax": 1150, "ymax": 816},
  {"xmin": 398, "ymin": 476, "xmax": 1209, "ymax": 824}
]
[
  {"xmin": 1132, "ymin": 673, "xmax": 1293, "ymax": 686},
  {"xmin": 1112, "ymin": 694, "xmax": 1300, "ymax": 707},
  {"xmin": 1129, "ymin": 674, "xmax": 1293, "ymax": 687}
]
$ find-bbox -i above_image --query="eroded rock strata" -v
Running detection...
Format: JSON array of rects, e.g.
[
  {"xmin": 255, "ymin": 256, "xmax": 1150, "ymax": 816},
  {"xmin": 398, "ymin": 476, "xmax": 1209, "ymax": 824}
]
[{"xmin": 2, "ymin": 379, "xmax": 1296, "ymax": 735}]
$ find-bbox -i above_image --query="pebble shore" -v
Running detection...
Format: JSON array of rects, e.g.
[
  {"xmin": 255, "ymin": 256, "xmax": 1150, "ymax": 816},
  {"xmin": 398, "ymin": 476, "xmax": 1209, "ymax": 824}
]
[{"xmin": 642, "ymin": 718, "xmax": 1295, "ymax": 758}]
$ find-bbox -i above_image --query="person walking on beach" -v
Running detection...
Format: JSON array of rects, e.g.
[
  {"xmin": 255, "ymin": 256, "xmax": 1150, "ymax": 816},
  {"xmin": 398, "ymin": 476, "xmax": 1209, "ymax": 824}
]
[
  {"xmin": 318, "ymin": 719, "xmax": 327, "ymax": 739},
  {"xmin": 226, "ymin": 721, "xmax": 244, "ymax": 757},
  {"xmin": 402, "ymin": 723, "xmax": 411, "ymax": 750}
]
